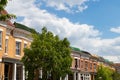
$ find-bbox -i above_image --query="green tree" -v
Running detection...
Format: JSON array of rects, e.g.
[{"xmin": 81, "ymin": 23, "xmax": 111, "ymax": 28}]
[
  {"xmin": 112, "ymin": 71, "xmax": 120, "ymax": 80},
  {"xmin": 22, "ymin": 27, "xmax": 72, "ymax": 80},
  {"xmin": 95, "ymin": 65, "xmax": 113, "ymax": 80},
  {"xmin": 0, "ymin": 0, "xmax": 16, "ymax": 21}
]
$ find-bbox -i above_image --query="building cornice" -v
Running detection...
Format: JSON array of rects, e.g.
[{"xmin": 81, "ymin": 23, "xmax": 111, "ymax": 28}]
[
  {"xmin": 13, "ymin": 28, "xmax": 33, "ymax": 42},
  {"xmin": 0, "ymin": 21, "xmax": 7, "ymax": 27}
]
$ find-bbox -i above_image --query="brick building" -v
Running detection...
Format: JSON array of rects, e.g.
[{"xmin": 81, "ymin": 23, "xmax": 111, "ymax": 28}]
[
  {"xmin": 0, "ymin": 10, "xmax": 115, "ymax": 80},
  {"xmin": 114, "ymin": 63, "xmax": 120, "ymax": 73},
  {"xmin": 65, "ymin": 47, "xmax": 98, "ymax": 80},
  {"xmin": 0, "ymin": 21, "xmax": 32, "ymax": 80}
]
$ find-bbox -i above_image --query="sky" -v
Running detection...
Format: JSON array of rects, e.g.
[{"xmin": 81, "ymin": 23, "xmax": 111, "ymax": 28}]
[{"xmin": 6, "ymin": 0, "xmax": 120, "ymax": 62}]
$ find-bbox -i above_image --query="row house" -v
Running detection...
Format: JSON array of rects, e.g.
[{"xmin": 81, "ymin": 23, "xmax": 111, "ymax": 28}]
[
  {"xmin": 114, "ymin": 63, "xmax": 120, "ymax": 73},
  {"xmin": 0, "ymin": 21, "xmax": 32, "ymax": 80},
  {"xmin": 97, "ymin": 56, "xmax": 115, "ymax": 70},
  {"xmin": 0, "ymin": 20, "xmax": 115, "ymax": 80},
  {"xmin": 0, "ymin": 21, "xmax": 115, "ymax": 80},
  {"xmin": 66, "ymin": 47, "xmax": 115, "ymax": 80},
  {"xmin": 66, "ymin": 47, "xmax": 98, "ymax": 80}
]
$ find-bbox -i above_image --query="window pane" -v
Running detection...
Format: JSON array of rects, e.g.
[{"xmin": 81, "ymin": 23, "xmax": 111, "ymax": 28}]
[
  {"xmin": 94, "ymin": 64, "xmax": 97, "ymax": 71},
  {"xmin": 16, "ymin": 42, "xmax": 21, "ymax": 55},
  {"xmin": 24, "ymin": 43, "xmax": 27, "ymax": 48},
  {"xmin": 85, "ymin": 61, "xmax": 88, "ymax": 71},
  {"xmin": 75, "ymin": 59, "xmax": 78, "ymax": 68},
  {"xmin": 0, "ymin": 31, "xmax": 2, "ymax": 48},
  {"xmin": 90, "ymin": 63, "xmax": 92, "ymax": 69},
  {"xmin": 5, "ymin": 39, "xmax": 8, "ymax": 53}
]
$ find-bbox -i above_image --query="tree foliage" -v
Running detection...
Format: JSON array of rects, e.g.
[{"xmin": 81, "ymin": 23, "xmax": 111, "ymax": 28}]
[
  {"xmin": 95, "ymin": 65, "xmax": 113, "ymax": 80},
  {"xmin": 22, "ymin": 27, "xmax": 72, "ymax": 80},
  {"xmin": 112, "ymin": 71, "xmax": 120, "ymax": 80},
  {"xmin": 0, "ymin": 0, "xmax": 16, "ymax": 21}
]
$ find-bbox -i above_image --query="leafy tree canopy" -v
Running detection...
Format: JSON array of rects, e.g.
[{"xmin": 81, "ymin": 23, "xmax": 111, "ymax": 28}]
[
  {"xmin": 0, "ymin": 0, "xmax": 16, "ymax": 21},
  {"xmin": 112, "ymin": 71, "xmax": 120, "ymax": 80},
  {"xmin": 95, "ymin": 64, "xmax": 113, "ymax": 80},
  {"xmin": 22, "ymin": 27, "xmax": 72, "ymax": 80}
]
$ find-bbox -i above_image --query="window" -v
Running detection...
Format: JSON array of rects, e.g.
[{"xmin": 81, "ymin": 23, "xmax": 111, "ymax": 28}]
[
  {"xmin": 90, "ymin": 63, "xmax": 92, "ymax": 70},
  {"xmin": 75, "ymin": 59, "xmax": 78, "ymax": 68},
  {"xmin": 16, "ymin": 41, "xmax": 21, "ymax": 55},
  {"xmin": 94, "ymin": 64, "xmax": 97, "ymax": 71},
  {"xmin": 16, "ymin": 65, "xmax": 22, "ymax": 80},
  {"xmin": 5, "ymin": 39, "xmax": 8, "ymax": 53},
  {"xmin": 85, "ymin": 61, "xmax": 88, "ymax": 71},
  {"xmin": 24, "ymin": 43, "xmax": 27, "ymax": 48},
  {"xmin": 76, "ymin": 73, "xmax": 78, "ymax": 80},
  {"xmin": 79, "ymin": 60, "xmax": 80, "ymax": 68},
  {"xmin": 0, "ymin": 31, "xmax": 2, "ymax": 48},
  {"xmin": 81, "ymin": 61, "xmax": 83, "ymax": 68}
]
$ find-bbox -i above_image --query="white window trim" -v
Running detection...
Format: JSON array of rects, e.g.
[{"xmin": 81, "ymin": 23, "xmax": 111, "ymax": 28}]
[
  {"xmin": 15, "ymin": 54, "xmax": 21, "ymax": 58},
  {"xmin": 74, "ymin": 57, "xmax": 80, "ymax": 59},
  {"xmin": 24, "ymin": 41, "xmax": 28, "ymax": 44},
  {"xmin": 15, "ymin": 38, "xmax": 22, "ymax": 42},
  {"xmin": 0, "ymin": 59, "xmax": 2, "ymax": 62},
  {"xmin": 5, "ymin": 36, "xmax": 9, "ymax": 39},
  {"xmin": 4, "ymin": 53, "xmax": 8, "ymax": 55},
  {"xmin": 0, "ymin": 48, "xmax": 2, "ymax": 50},
  {"xmin": 0, "ymin": 28, "xmax": 3, "ymax": 31}
]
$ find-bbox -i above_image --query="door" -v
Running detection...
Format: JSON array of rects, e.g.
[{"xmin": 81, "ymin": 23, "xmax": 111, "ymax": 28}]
[
  {"xmin": 4, "ymin": 63, "xmax": 13, "ymax": 80},
  {"xmin": 4, "ymin": 64, "xmax": 9, "ymax": 80},
  {"xmin": 16, "ymin": 64, "xmax": 22, "ymax": 80}
]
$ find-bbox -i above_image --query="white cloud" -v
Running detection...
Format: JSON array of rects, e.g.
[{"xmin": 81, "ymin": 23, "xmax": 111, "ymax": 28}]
[
  {"xmin": 110, "ymin": 27, "xmax": 120, "ymax": 34},
  {"xmin": 6, "ymin": 0, "xmax": 120, "ymax": 63},
  {"xmin": 41, "ymin": 0, "xmax": 89, "ymax": 13},
  {"xmin": 103, "ymin": 56, "xmax": 120, "ymax": 63}
]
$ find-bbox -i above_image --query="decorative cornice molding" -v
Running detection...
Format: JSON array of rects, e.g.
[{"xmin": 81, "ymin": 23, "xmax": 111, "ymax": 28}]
[
  {"xmin": 13, "ymin": 28, "xmax": 33, "ymax": 42},
  {"xmin": 14, "ymin": 28, "xmax": 31, "ymax": 35},
  {"xmin": 0, "ymin": 21, "xmax": 7, "ymax": 27}
]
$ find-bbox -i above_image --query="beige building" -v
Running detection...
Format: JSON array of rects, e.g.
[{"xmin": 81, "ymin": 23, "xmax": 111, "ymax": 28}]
[
  {"xmin": 0, "ymin": 21, "xmax": 115, "ymax": 80},
  {"xmin": 0, "ymin": 21, "xmax": 32, "ymax": 80},
  {"xmin": 0, "ymin": 10, "xmax": 115, "ymax": 80}
]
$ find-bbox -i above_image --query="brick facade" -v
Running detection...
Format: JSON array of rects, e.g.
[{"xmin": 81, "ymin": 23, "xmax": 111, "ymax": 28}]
[{"xmin": 0, "ymin": 22, "xmax": 31, "ymax": 80}]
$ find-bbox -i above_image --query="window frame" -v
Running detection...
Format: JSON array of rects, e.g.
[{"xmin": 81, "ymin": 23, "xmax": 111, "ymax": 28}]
[
  {"xmin": 75, "ymin": 59, "xmax": 78, "ymax": 68},
  {"xmin": 5, "ymin": 39, "xmax": 8, "ymax": 53},
  {"xmin": 0, "ymin": 31, "xmax": 2, "ymax": 49},
  {"xmin": 85, "ymin": 61, "xmax": 88, "ymax": 71},
  {"xmin": 24, "ymin": 43, "xmax": 27, "ymax": 48},
  {"xmin": 93, "ymin": 63, "xmax": 97, "ymax": 71},
  {"xmin": 16, "ymin": 41, "xmax": 21, "ymax": 55},
  {"xmin": 90, "ymin": 63, "xmax": 92, "ymax": 70},
  {"xmin": 81, "ymin": 61, "xmax": 83, "ymax": 68}
]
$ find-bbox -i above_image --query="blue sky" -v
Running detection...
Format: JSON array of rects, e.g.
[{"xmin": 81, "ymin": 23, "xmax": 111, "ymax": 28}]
[
  {"xmin": 6, "ymin": 0, "xmax": 120, "ymax": 62},
  {"xmin": 39, "ymin": 0, "xmax": 120, "ymax": 38}
]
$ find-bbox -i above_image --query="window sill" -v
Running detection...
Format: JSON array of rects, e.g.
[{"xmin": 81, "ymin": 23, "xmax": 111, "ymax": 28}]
[
  {"xmin": 4, "ymin": 53, "xmax": 8, "ymax": 55},
  {"xmin": 0, "ymin": 59, "xmax": 2, "ymax": 62},
  {"xmin": 0, "ymin": 48, "xmax": 3, "ymax": 50},
  {"xmin": 15, "ymin": 55, "xmax": 21, "ymax": 58}
]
